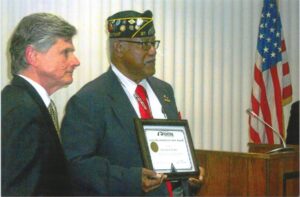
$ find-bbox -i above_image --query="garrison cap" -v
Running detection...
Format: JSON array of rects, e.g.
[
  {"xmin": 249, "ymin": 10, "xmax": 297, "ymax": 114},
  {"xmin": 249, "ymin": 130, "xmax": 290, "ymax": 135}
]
[{"xmin": 107, "ymin": 10, "xmax": 155, "ymax": 38}]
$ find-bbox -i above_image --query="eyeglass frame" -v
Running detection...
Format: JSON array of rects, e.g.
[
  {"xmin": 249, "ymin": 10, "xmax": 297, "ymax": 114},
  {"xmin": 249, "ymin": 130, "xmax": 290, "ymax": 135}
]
[{"xmin": 118, "ymin": 40, "xmax": 160, "ymax": 51}]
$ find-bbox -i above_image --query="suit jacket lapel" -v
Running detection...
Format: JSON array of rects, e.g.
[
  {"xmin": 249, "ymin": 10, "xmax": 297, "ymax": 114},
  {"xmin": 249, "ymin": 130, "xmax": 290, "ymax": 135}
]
[
  {"xmin": 11, "ymin": 75, "xmax": 55, "ymax": 128},
  {"xmin": 147, "ymin": 77, "xmax": 178, "ymax": 119},
  {"xmin": 106, "ymin": 68, "xmax": 138, "ymax": 135}
]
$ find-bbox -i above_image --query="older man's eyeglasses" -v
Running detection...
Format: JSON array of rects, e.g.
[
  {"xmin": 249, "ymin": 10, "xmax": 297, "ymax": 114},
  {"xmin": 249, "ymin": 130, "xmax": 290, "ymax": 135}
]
[{"xmin": 119, "ymin": 40, "xmax": 160, "ymax": 51}]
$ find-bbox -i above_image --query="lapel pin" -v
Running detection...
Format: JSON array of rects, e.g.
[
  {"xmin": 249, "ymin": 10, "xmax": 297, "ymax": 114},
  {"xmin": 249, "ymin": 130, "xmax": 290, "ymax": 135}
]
[{"xmin": 163, "ymin": 95, "xmax": 171, "ymax": 103}]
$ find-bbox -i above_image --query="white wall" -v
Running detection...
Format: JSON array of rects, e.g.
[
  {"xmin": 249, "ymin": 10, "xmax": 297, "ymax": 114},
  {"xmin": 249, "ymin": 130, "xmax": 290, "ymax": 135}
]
[{"xmin": 1, "ymin": 0, "xmax": 299, "ymax": 152}]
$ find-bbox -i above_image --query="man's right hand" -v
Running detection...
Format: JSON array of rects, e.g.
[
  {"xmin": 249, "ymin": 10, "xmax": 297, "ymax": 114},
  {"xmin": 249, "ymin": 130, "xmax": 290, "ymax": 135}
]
[{"xmin": 141, "ymin": 168, "xmax": 167, "ymax": 193}]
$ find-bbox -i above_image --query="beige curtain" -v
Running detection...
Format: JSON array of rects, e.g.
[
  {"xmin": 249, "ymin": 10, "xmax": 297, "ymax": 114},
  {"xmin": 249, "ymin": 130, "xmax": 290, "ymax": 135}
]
[{"xmin": 1, "ymin": 0, "xmax": 299, "ymax": 152}]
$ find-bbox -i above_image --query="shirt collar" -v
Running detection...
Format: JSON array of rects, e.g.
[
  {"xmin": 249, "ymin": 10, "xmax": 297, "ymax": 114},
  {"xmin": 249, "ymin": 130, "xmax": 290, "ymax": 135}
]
[
  {"xmin": 111, "ymin": 64, "xmax": 148, "ymax": 95},
  {"xmin": 18, "ymin": 74, "xmax": 51, "ymax": 107}
]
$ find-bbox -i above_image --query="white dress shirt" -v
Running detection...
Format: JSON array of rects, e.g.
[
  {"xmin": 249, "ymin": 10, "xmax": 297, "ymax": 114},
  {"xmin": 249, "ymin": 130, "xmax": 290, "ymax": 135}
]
[
  {"xmin": 18, "ymin": 75, "xmax": 51, "ymax": 107},
  {"xmin": 111, "ymin": 64, "xmax": 166, "ymax": 119}
]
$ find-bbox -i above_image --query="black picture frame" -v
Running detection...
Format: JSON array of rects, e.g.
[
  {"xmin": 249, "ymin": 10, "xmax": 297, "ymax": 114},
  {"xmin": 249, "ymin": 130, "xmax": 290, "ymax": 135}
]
[{"xmin": 134, "ymin": 118, "xmax": 199, "ymax": 180}]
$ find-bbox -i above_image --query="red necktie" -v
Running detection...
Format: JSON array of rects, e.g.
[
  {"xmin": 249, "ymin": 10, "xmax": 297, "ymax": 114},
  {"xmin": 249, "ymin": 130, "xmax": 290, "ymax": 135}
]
[
  {"xmin": 135, "ymin": 85, "xmax": 173, "ymax": 196},
  {"xmin": 135, "ymin": 85, "xmax": 153, "ymax": 119}
]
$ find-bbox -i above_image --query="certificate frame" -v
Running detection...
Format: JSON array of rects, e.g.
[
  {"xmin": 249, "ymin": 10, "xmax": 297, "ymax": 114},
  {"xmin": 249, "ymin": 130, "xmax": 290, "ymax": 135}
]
[{"xmin": 134, "ymin": 119, "xmax": 199, "ymax": 180}]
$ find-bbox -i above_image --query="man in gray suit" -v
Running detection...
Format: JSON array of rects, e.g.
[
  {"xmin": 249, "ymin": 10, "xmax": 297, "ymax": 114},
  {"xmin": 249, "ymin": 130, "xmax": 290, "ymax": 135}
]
[
  {"xmin": 1, "ymin": 13, "xmax": 80, "ymax": 195},
  {"xmin": 61, "ymin": 10, "xmax": 204, "ymax": 196}
]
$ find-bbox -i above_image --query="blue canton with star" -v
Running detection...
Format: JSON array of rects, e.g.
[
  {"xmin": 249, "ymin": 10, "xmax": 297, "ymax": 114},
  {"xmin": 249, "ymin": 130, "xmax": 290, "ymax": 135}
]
[{"xmin": 257, "ymin": 0, "xmax": 283, "ymax": 71}]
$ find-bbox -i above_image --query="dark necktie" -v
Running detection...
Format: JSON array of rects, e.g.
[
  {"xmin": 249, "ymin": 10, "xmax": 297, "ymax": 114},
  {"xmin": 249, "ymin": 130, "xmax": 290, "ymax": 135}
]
[
  {"xmin": 135, "ymin": 85, "xmax": 173, "ymax": 196},
  {"xmin": 135, "ymin": 85, "xmax": 153, "ymax": 119},
  {"xmin": 48, "ymin": 100, "xmax": 59, "ymax": 133}
]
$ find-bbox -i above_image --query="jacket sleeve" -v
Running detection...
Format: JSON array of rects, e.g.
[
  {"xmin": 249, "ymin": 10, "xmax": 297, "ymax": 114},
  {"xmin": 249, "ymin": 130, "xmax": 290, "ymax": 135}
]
[{"xmin": 61, "ymin": 94, "xmax": 143, "ymax": 196}]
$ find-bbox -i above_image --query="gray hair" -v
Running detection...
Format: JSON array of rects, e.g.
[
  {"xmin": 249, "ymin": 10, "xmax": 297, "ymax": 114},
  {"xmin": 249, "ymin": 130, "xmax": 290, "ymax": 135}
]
[{"xmin": 9, "ymin": 13, "xmax": 77, "ymax": 75}]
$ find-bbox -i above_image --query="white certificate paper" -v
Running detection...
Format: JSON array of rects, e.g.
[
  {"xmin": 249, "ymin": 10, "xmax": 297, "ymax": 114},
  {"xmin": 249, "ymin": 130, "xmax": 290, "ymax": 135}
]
[{"xmin": 144, "ymin": 125, "xmax": 195, "ymax": 173}]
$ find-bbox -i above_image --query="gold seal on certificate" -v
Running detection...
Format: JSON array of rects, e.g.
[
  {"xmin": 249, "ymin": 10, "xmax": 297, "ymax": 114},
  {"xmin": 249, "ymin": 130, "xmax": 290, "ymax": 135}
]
[
  {"xmin": 134, "ymin": 119, "xmax": 199, "ymax": 180},
  {"xmin": 150, "ymin": 142, "xmax": 159, "ymax": 152}
]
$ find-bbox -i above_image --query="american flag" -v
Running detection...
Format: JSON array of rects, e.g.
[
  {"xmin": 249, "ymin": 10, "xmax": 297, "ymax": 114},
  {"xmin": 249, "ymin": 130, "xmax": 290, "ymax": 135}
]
[{"xmin": 249, "ymin": 0, "xmax": 292, "ymax": 144}]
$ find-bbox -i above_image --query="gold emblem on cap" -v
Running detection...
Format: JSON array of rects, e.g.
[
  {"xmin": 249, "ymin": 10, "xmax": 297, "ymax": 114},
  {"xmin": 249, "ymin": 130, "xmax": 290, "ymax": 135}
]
[
  {"xmin": 128, "ymin": 19, "xmax": 135, "ymax": 24},
  {"xmin": 129, "ymin": 25, "xmax": 134, "ymax": 31},
  {"xmin": 120, "ymin": 25, "xmax": 126, "ymax": 32}
]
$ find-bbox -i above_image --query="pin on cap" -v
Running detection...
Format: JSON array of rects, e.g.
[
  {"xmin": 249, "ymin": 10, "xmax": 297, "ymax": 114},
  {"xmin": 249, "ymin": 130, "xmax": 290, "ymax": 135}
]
[{"xmin": 107, "ymin": 10, "xmax": 155, "ymax": 38}]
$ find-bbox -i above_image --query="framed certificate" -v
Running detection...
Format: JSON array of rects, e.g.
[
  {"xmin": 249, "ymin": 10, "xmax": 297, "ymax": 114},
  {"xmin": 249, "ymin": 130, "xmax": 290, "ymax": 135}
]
[{"xmin": 134, "ymin": 119, "xmax": 199, "ymax": 180}]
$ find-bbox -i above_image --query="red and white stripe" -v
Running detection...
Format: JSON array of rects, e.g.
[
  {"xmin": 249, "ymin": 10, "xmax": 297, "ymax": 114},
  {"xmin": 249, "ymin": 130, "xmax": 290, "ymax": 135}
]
[{"xmin": 249, "ymin": 35, "xmax": 292, "ymax": 144}]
